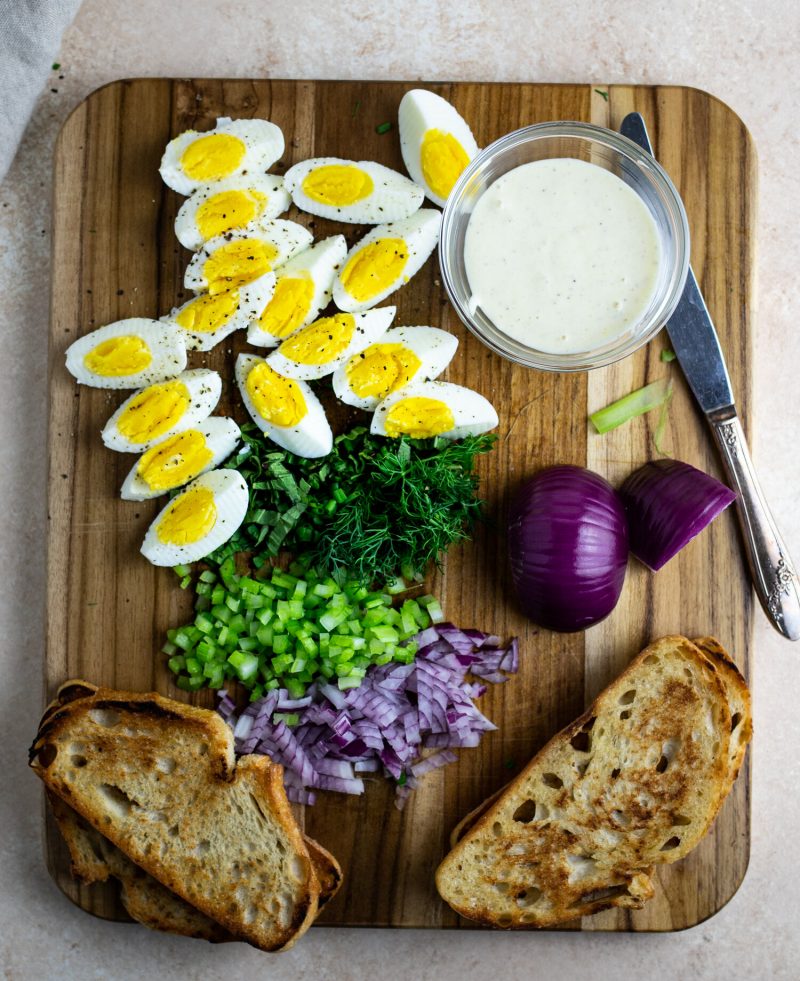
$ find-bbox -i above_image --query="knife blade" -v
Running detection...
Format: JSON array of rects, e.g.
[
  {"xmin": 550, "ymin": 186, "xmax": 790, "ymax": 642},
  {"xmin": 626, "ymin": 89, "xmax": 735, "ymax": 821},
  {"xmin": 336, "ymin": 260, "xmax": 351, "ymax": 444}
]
[{"xmin": 620, "ymin": 111, "xmax": 800, "ymax": 641}]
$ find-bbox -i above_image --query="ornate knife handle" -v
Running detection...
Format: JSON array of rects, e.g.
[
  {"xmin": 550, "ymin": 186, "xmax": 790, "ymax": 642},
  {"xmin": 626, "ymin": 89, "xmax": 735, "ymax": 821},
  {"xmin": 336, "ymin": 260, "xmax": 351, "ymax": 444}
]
[{"xmin": 710, "ymin": 413, "xmax": 800, "ymax": 640}]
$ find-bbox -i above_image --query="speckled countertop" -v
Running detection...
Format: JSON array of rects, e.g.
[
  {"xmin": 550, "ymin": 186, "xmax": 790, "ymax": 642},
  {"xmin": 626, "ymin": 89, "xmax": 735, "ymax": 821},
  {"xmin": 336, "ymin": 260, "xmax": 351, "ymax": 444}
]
[{"xmin": 2, "ymin": 1, "xmax": 799, "ymax": 978}]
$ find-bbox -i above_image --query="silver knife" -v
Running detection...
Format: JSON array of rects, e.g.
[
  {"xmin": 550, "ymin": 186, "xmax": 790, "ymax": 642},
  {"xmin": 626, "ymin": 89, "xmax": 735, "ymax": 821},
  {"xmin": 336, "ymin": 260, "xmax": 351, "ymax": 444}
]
[{"xmin": 620, "ymin": 111, "xmax": 800, "ymax": 641}]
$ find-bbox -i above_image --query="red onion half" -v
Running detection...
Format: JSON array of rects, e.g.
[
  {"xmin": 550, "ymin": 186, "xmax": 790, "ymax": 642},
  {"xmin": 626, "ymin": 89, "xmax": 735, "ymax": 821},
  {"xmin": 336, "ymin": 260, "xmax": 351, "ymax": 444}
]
[
  {"xmin": 508, "ymin": 465, "xmax": 629, "ymax": 632},
  {"xmin": 620, "ymin": 459, "xmax": 736, "ymax": 571}
]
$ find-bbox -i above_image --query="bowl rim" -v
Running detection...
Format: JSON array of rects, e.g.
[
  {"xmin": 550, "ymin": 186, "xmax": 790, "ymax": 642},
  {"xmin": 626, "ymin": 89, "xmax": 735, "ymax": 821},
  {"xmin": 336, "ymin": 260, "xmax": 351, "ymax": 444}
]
[{"xmin": 438, "ymin": 120, "xmax": 691, "ymax": 372}]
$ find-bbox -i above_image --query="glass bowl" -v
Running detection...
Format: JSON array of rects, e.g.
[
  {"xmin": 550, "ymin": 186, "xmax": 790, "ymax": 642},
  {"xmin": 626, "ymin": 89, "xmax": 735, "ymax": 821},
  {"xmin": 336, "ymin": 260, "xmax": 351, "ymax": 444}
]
[{"xmin": 439, "ymin": 121, "xmax": 690, "ymax": 372}]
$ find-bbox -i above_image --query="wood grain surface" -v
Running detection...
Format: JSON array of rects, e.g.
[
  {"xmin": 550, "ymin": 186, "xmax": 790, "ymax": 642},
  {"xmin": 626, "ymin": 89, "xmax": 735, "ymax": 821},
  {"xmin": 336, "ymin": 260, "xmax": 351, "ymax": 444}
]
[{"xmin": 44, "ymin": 79, "xmax": 755, "ymax": 933}]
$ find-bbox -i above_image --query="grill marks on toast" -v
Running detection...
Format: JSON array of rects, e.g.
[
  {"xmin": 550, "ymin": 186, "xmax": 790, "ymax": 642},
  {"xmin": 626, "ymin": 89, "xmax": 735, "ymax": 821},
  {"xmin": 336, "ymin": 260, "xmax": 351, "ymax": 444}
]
[
  {"xmin": 435, "ymin": 636, "xmax": 751, "ymax": 928},
  {"xmin": 30, "ymin": 686, "xmax": 327, "ymax": 951}
]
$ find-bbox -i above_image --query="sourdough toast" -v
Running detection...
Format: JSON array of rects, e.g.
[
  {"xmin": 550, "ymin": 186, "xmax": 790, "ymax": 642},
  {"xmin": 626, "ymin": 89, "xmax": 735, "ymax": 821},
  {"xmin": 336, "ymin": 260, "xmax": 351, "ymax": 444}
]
[
  {"xmin": 436, "ymin": 636, "xmax": 750, "ymax": 928},
  {"xmin": 31, "ymin": 687, "xmax": 320, "ymax": 951}
]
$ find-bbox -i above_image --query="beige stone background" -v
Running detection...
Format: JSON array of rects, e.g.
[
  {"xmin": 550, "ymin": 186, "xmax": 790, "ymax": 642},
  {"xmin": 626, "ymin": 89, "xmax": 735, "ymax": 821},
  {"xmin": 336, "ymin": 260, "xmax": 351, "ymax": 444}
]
[{"xmin": 2, "ymin": 0, "xmax": 799, "ymax": 978}]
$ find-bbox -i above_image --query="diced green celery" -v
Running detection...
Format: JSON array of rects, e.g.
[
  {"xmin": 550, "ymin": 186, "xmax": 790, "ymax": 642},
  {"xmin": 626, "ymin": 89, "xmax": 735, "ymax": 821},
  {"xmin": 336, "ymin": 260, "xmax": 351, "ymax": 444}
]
[
  {"xmin": 167, "ymin": 655, "xmax": 186, "ymax": 674},
  {"xmin": 227, "ymin": 650, "xmax": 259, "ymax": 682}
]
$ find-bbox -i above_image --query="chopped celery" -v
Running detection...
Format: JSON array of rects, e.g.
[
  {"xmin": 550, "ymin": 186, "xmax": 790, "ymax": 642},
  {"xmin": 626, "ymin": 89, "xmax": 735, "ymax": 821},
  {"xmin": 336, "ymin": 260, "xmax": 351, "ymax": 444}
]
[{"xmin": 589, "ymin": 378, "xmax": 672, "ymax": 435}]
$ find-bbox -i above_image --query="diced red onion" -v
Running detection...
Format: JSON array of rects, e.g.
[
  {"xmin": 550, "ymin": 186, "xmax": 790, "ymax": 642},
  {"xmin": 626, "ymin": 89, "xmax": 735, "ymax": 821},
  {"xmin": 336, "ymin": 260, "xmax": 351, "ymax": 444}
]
[{"xmin": 218, "ymin": 623, "xmax": 518, "ymax": 807}]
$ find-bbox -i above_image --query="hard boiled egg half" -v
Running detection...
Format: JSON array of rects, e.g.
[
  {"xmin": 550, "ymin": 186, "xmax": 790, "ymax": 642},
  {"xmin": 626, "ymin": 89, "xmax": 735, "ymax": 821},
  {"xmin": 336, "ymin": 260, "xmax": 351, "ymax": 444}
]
[
  {"xmin": 65, "ymin": 319, "xmax": 187, "ymax": 390},
  {"xmin": 141, "ymin": 469, "xmax": 249, "ymax": 566},
  {"xmin": 121, "ymin": 417, "xmax": 241, "ymax": 501},
  {"xmin": 160, "ymin": 117, "xmax": 284, "ymax": 196},
  {"xmin": 333, "ymin": 325, "xmax": 458, "ymax": 411},
  {"xmin": 332, "ymin": 210, "xmax": 440, "ymax": 313},
  {"xmin": 247, "ymin": 235, "xmax": 347, "ymax": 348},
  {"xmin": 165, "ymin": 271, "xmax": 276, "ymax": 352},
  {"xmin": 283, "ymin": 157, "xmax": 423, "ymax": 224},
  {"xmin": 102, "ymin": 369, "xmax": 222, "ymax": 452},
  {"xmin": 184, "ymin": 221, "xmax": 312, "ymax": 295},
  {"xmin": 235, "ymin": 353, "xmax": 332, "ymax": 458},
  {"xmin": 267, "ymin": 305, "xmax": 396, "ymax": 381},
  {"xmin": 174, "ymin": 175, "xmax": 291, "ymax": 251},
  {"xmin": 371, "ymin": 381, "xmax": 498, "ymax": 440},
  {"xmin": 398, "ymin": 89, "xmax": 478, "ymax": 208}
]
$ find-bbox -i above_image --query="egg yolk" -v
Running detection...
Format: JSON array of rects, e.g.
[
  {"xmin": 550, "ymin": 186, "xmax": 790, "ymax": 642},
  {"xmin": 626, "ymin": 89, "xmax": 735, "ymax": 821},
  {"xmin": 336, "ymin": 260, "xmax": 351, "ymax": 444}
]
[
  {"xmin": 116, "ymin": 380, "xmax": 191, "ymax": 444},
  {"xmin": 421, "ymin": 129, "xmax": 469, "ymax": 200},
  {"xmin": 84, "ymin": 336, "xmax": 152, "ymax": 377},
  {"xmin": 278, "ymin": 313, "xmax": 356, "ymax": 366},
  {"xmin": 245, "ymin": 361, "xmax": 307, "ymax": 427},
  {"xmin": 203, "ymin": 239, "xmax": 277, "ymax": 293},
  {"xmin": 257, "ymin": 275, "xmax": 315, "ymax": 338},
  {"xmin": 301, "ymin": 164, "xmax": 375, "ymax": 206},
  {"xmin": 384, "ymin": 396, "xmax": 455, "ymax": 438},
  {"xmin": 339, "ymin": 238, "xmax": 408, "ymax": 302},
  {"xmin": 195, "ymin": 188, "xmax": 267, "ymax": 240},
  {"xmin": 180, "ymin": 133, "xmax": 246, "ymax": 181},
  {"xmin": 346, "ymin": 343, "xmax": 422, "ymax": 400},
  {"xmin": 156, "ymin": 485, "xmax": 217, "ymax": 545},
  {"xmin": 136, "ymin": 430, "xmax": 213, "ymax": 492},
  {"xmin": 175, "ymin": 290, "xmax": 240, "ymax": 334}
]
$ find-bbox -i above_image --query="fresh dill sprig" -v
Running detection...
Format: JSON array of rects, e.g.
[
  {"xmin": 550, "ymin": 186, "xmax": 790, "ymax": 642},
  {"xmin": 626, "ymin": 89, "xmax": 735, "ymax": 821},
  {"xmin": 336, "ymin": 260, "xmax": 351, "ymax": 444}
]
[{"xmin": 207, "ymin": 423, "xmax": 495, "ymax": 583}]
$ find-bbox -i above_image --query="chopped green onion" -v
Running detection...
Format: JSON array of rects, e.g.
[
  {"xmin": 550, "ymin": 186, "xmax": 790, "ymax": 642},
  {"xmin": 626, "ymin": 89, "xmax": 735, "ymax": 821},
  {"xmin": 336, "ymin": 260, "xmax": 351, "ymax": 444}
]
[
  {"xmin": 660, "ymin": 349, "xmax": 677, "ymax": 363},
  {"xmin": 589, "ymin": 378, "xmax": 672, "ymax": 435},
  {"xmin": 376, "ymin": 121, "xmax": 392, "ymax": 134}
]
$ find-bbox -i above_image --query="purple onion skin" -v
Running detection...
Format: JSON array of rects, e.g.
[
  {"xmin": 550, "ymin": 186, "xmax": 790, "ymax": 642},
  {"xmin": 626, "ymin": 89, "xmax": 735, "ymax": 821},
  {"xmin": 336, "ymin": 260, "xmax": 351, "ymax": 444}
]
[
  {"xmin": 508, "ymin": 465, "xmax": 629, "ymax": 633},
  {"xmin": 620, "ymin": 459, "xmax": 736, "ymax": 571}
]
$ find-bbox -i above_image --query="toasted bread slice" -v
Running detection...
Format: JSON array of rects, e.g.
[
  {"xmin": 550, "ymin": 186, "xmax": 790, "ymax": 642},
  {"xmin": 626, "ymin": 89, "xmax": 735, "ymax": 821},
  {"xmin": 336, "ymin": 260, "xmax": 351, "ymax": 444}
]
[
  {"xmin": 436, "ymin": 636, "xmax": 745, "ymax": 928},
  {"xmin": 449, "ymin": 636, "xmax": 752, "ymax": 852},
  {"xmin": 48, "ymin": 792, "xmax": 342, "ymax": 939},
  {"xmin": 30, "ymin": 687, "xmax": 319, "ymax": 951}
]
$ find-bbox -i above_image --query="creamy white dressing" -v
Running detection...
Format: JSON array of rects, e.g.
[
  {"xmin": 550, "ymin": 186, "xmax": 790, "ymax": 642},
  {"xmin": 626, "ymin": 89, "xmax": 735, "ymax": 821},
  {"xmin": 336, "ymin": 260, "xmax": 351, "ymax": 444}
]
[{"xmin": 463, "ymin": 158, "xmax": 662, "ymax": 354}]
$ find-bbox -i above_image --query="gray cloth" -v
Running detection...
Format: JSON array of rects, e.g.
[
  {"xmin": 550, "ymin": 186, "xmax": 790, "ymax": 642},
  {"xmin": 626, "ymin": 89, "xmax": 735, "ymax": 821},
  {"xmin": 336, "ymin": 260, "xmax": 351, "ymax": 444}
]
[{"xmin": 0, "ymin": 0, "xmax": 82, "ymax": 183}]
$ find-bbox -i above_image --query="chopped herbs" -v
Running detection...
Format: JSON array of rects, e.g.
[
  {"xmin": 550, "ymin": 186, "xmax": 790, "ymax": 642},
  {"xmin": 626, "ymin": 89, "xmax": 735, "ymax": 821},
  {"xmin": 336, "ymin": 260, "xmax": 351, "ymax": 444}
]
[
  {"xmin": 165, "ymin": 557, "xmax": 438, "ymax": 696},
  {"xmin": 594, "ymin": 88, "xmax": 609, "ymax": 101},
  {"xmin": 660, "ymin": 349, "xmax": 677, "ymax": 363},
  {"xmin": 375, "ymin": 121, "xmax": 392, "ymax": 134},
  {"xmin": 589, "ymin": 378, "xmax": 673, "ymax": 435},
  {"xmin": 208, "ymin": 424, "xmax": 494, "ymax": 583},
  {"xmin": 52, "ymin": 62, "xmax": 61, "ymax": 71}
]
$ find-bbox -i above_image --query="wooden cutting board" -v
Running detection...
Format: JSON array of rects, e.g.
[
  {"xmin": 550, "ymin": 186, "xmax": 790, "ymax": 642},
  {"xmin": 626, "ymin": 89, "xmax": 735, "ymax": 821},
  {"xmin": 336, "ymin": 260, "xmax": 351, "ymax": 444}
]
[{"xmin": 45, "ymin": 79, "xmax": 755, "ymax": 933}]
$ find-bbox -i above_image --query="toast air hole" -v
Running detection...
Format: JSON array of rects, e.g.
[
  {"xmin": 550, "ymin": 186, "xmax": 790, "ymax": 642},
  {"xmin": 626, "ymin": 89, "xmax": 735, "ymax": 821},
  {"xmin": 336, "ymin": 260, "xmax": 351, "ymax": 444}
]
[
  {"xmin": 643, "ymin": 655, "xmax": 659, "ymax": 665},
  {"xmin": 512, "ymin": 799, "xmax": 538, "ymax": 823},
  {"xmin": 610, "ymin": 768, "xmax": 621, "ymax": 780},
  {"xmin": 619, "ymin": 710, "xmax": 632, "ymax": 720},
  {"xmin": 516, "ymin": 887, "xmax": 542, "ymax": 907},
  {"xmin": 661, "ymin": 836, "xmax": 681, "ymax": 851},
  {"xmin": 70, "ymin": 754, "xmax": 88, "ymax": 768},
  {"xmin": 99, "ymin": 783, "xmax": 136, "ymax": 817},
  {"xmin": 497, "ymin": 913, "xmax": 513, "ymax": 927},
  {"xmin": 672, "ymin": 813, "xmax": 692, "ymax": 826},
  {"xmin": 492, "ymin": 821, "xmax": 503, "ymax": 837},
  {"xmin": 89, "ymin": 708, "xmax": 121, "ymax": 728},
  {"xmin": 731, "ymin": 712, "xmax": 742, "ymax": 731},
  {"xmin": 35, "ymin": 743, "xmax": 58, "ymax": 768},
  {"xmin": 618, "ymin": 689, "xmax": 636, "ymax": 705},
  {"xmin": 494, "ymin": 881, "xmax": 510, "ymax": 895},
  {"xmin": 541, "ymin": 772, "xmax": 563, "ymax": 789},
  {"xmin": 570, "ymin": 731, "xmax": 592, "ymax": 753},
  {"xmin": 656, "ymin": 755, "xmax": 669, "ymax": 773}
]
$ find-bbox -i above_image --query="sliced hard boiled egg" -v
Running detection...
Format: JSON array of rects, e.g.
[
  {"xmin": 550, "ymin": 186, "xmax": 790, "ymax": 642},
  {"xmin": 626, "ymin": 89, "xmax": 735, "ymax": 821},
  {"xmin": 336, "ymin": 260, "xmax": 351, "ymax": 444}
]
[
  {"xmin": 164, "ymin": 271, "xmax": 276, "ymax": 352},
  {"xmin": 399, "ymin": 89, "xmax": 478, "ymax": 208},
  {"xmin": 371, "ymin": 381, "xmax": 498, "ymax": 440},
  {"xmin": 65, "ymin": 319, "xmax": 187, "ymax": 390},
  {"xmin": 247, "ymin": 235, "xmax": 347, "ymax": 348},
  {"xmin": 159, "ymin": 117, "xmax": 284, "ymax": 196},
  {"xmin": 283, "ymin": 157, "xmax": 424, "ymax": 224},
  {"xmin": 121, "ymin": 417, "xmax": 241, "ymax": 501},
  {"xmin": 140, "ymin": 469, "xmax": 249, "ymax": 566},
  {"xmin": 102, "ymin": 369, "xmax": 222, "ymax": 453},
  {"xmin": 184, "ymin": 221, "xmax": 312, "ymax": 295},
  {"xmin": 332, "ymin": 210, "xmax": 440, "ymax": 313},
  {"xmin": 174, "ymin": 175, "xmax": 291, "ymax": 251},
  {"xmin": 266, "ymin": 306, "xmax": 396, "ymax": 381},
  {"xmin": 332, "ymin": 325, "xmax": 458, "ymax": 411},
  {"xmin": 235, "ymin": 353, "xmax": 332, "ymax": 458}
]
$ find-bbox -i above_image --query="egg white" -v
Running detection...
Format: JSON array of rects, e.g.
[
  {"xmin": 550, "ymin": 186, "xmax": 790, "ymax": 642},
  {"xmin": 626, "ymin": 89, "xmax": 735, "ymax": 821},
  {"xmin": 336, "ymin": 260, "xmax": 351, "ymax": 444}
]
[
  {"xmin": 174, "ymin": 175, "xmax": 291, "ymax": 251},
  {"xmin": 398, "ymin": 89, "xmax": 478, "ymax": 208},
  {"xmin": 102, "ymin": 369, "xmax": 222, "ymax": 453},
  {"xmin": 164, "ymin": 271, "xmax": 276, "ymax": 352},
  {"xmin": 65, "ymin": 319, "xmax": 187, "ymax": 390},
  {"xmin": 283, "ymin": 157, "xmax": 424, "ymax": 224},
  {"xmin": 140, "ymin": 469, "xmax": 249, "ymax": 566},
  {"xmin": 246, "ymin": 235, "xmax": 347, "ymax": 348},
  {"xmin": 371, "ymin": 380, "xmax": 498, "ymax": 440},
  {"xmin": 332, "ymin": 325, "xmax": 458, "ymax": 411},
  {"xmin": 121, "ymin": 417, "xmax": 241, "ymax": 501},
  {"xmin": 266, "ymin": 305, "xmax": 396, "ymax": 381},
  {"xmin": 235, "ymin": 353, "xmax": 332, "ymax": 458},
  {"xmin": 183, "ymin": 220, "xmax": 313, "ymax": 295},
  {"xmin": 160, "ymin": 117, "xmax": 285, "ymax": 196},
  {"xmin": 332, "ymin": 210, "xmax": 440, "ymax": 313}
]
